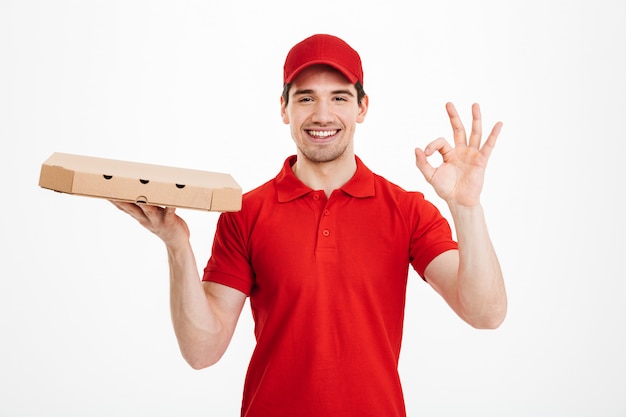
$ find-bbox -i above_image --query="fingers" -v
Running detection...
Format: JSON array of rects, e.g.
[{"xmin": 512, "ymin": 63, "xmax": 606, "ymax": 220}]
[
  {"xmin": 415, "ymin": 138, "xmax": 454, "ymax": 181},
  {"xmin": 162, "ymin": 206, "xmax": 178, "ymax": 223},
  {"xmin": 414, "ymin": 148, "xmax": 435, "ymax": 181},
  {"xmin": 480, "ymin": 121, "xmax": 503, "ymax": 160},
  {"xmin": 446, "ymin": 102, "xmax": 467, "ymax": 148},
  {"xmin": 109, "ymin": 200, "xmax": 169, "ymax": 231},
  {"xmin": 469, "ymin": 103, "xmax": 482, "ymax": 149},
  {"xmin": 423, "ymin": 137, "xmax": 454, "ymax": 160},
  {"xmin": 109, "ymin": 200, "xmax": 189, "ymax": 246},
  {"xmin": 446, "ymin": 102, "xmax": 501, "ymax": 154},
  {"xmin": 110, "ymin": 200, "xmax": 145, "ymax": 219}
]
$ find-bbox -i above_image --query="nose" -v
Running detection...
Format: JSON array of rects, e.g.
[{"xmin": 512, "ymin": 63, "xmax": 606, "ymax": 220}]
[{"xmin": 311, "ymin": 101, "xmax": 333, "ymax": 124}]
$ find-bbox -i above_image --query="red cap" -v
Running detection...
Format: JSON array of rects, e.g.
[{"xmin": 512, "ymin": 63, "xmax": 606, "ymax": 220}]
[{"xmin": 283, "ymin": 34, "xmax": 363, "ymax": 86}]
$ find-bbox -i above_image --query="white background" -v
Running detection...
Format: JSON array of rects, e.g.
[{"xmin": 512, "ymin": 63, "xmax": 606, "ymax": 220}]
[{"xmin": 1, "ymin": 0, "xmax": 625, "ymax": 416}]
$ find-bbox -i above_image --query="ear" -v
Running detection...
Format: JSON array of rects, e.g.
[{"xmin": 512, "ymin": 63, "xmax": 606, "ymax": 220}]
[
  {"xmin": 280, "ymin": 96, "xmax": 289, "ymax": 124},
  {"xmin": 356, "ymin": 95, "xmax": 369, "ymax": 123}
]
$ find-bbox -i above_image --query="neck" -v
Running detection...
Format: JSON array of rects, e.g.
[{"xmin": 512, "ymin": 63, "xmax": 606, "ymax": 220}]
[{"xmin": 292, "ymin": 153, "xmax": 357, "ymax": 198}]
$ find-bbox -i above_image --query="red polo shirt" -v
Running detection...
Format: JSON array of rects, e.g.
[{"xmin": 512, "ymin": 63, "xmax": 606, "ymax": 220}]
[{"xmin": 203, "ymin": 155, "xmax": 458, "ymax": 417}]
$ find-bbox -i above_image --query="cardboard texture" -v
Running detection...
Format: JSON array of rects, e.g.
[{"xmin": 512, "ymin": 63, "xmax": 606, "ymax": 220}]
[{"xmin": 39, "ymin": 152, "xmax": 242, "ymax": 212}]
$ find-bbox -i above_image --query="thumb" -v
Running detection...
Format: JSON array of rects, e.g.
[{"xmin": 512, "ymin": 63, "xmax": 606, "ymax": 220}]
[{"xmin": 414, "ymin": 148, "xmax": 435, "ymax": 181}]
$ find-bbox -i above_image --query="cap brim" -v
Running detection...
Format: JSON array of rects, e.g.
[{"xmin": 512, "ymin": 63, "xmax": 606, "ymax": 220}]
[{"xmin": 284, "ymin": 60, "xmax": 359, "ymax": 85}]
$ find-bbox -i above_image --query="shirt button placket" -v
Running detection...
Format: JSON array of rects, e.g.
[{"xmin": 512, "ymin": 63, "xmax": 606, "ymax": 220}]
[
  {"xmin": 322, "ymin": 208, "xmax": 331, "ymax": 236},
  {"xmin": 316, "ymin": 194, "xmax": 335, "ymax": 249}
]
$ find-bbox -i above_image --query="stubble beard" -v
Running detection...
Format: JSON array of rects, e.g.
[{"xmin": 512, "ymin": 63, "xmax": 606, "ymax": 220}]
[{"xmin": 298, "ymin": 142, "xmax": 350, "ymax": 164}]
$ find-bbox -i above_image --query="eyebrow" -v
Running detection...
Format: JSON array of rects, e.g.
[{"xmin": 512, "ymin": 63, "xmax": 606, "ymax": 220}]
[{"xmin": 293, "ymin": 88, "xmax": 355, "ymax": 97}]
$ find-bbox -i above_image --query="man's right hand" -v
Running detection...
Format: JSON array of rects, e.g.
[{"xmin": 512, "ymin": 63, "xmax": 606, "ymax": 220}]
[{"xmin": 110, "ymin": 201, "xmax": 190, "ymax": 248}]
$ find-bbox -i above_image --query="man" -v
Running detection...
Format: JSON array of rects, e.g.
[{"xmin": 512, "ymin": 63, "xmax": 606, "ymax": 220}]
[{"xmin": 112, "ymin": 34, "xmax": 506, "ymax": 417}]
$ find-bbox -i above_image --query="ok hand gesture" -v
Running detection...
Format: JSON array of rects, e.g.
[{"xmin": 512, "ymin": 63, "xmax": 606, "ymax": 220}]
[{"xmin": 415, "ymin": 102, "xmax": 502, "ymax": 207}]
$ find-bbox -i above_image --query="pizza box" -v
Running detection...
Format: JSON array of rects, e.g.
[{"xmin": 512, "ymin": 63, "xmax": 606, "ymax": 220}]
[{"xmin": 39, "ymin": 152, "xmax": 242, "ymax": 212}]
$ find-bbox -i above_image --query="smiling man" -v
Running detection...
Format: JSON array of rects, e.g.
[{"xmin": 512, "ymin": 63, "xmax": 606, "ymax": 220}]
[
  {"xmin": 281, "ymin": 61, "xmax": 367, "ymax": 196},
  {"xmin": 113, "ymin": 34, "xmax": 507, "ymax": 417}
]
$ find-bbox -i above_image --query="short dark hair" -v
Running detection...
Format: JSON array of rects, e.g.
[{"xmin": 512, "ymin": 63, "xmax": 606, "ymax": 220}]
[{"xmin": 282, "ymin": 81, "xmax": 367, "ymax": 107}]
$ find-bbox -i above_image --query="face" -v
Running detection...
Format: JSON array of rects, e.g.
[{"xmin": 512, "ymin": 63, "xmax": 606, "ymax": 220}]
[{"xmin": 281, "ymin": 65, "xmax": 368, "ymax": 164}]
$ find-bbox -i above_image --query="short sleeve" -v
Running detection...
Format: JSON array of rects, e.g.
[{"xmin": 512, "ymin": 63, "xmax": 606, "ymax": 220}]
[
  {"xmin": 202, "ymin": 212, "xmax": 254, "ymax": 296},
  {"xmin": 406, "ymin": 193, "xmax": 458, "ymax": 278}
]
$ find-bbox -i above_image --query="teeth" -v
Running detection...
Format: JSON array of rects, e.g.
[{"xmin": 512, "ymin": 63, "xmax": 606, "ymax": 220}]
[{"xmin": 308, "ymin": 130, "xmax": 337, "ymax": 138}]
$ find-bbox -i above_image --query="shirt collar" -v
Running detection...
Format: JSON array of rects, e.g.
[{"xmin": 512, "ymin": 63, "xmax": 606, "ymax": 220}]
[{"xmin": 275, "ymin": 155, "xmax": 376, "ymax": 203}]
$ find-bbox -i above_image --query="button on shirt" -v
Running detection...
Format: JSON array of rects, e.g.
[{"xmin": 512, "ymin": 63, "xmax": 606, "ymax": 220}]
[{"xmin": 203, "ymin": 155, "xmax": 458, "ymax": 417}]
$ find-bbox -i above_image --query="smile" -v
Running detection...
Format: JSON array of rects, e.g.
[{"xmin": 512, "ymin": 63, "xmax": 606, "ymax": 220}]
[{"xmin": 307, "ymin": 130, "xmax": 338, "ymax": 138}]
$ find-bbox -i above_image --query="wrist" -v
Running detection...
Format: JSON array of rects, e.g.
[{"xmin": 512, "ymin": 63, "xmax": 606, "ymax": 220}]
[
  {"xmin": 448, "ymin": 201, "xmax": 484, "ymax": 217},
  {"xmin": 164, "ymin": 234, "xmax": 192, "ymax": 257}
]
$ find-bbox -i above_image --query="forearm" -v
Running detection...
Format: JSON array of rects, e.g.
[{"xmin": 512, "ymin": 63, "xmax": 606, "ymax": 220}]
[
  {"xmin": 110, "ymin": 202, "xmax": 235, "ymax": 366},
  {"xmin": 167, "ymin": 241, "xmax": 228, "ymax": 369},
  {"xmin": 449, "ymin": 203, "xmax": 507, "ymax": 328}
]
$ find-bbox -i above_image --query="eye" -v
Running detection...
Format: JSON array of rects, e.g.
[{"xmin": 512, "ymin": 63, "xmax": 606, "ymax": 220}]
[
  {"xmin": 298, "ymin": 96, "xmax": 313, "ymax": 103},
  {"xmin": 333, "ymin": 96, "xmax": 348, "ymax": 102}
]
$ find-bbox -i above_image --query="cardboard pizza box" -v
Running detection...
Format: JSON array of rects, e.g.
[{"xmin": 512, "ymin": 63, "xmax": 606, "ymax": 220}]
[{"xmin": 39, "ymin": 152, "xmax": 242, "ymax": 212}]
